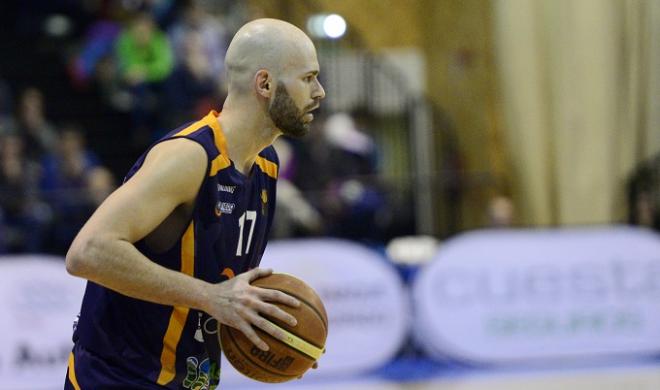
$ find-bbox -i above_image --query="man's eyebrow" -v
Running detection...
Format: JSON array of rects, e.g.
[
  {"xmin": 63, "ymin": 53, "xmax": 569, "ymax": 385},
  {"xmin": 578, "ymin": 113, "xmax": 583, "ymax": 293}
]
[{"xmin": 305, "ymin": 70, "xmax": 319, "ymax": 76}]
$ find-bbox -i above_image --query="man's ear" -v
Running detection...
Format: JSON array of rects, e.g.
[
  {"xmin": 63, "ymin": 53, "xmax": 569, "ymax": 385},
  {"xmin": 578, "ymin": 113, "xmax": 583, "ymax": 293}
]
[{"xmin": 255, "ymin": 70, "xmax": 272, "ymax": 98}]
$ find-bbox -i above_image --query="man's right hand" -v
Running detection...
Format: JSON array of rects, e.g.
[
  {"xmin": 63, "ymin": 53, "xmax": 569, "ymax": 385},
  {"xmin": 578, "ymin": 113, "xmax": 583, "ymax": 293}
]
[{"xmin": 203, "ymin": 268, "xmax": 300, "ymax": 351}]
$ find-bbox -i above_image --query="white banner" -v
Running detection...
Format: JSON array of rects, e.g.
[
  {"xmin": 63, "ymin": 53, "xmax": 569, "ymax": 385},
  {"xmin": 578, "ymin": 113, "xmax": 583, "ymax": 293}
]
[
  {"xmin": 0, "ymin": 240, "xmax": 410, "ymax": 388},
  {"xmin": 413, "ymin": 226, "xmax": 660, "ymax": 365},
  {"xmin": 221, "ymin": 239, "xmax": 410, "ymax": 384},
  {"xmin": 0, "ymin": 256, "xmax": 86, "ymax": 390}
]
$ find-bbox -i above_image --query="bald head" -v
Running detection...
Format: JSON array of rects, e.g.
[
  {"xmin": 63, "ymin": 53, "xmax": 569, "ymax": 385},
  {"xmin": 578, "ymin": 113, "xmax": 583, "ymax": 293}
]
[{"xmin": 225, "ymin": 19, "xmax": 318, "ymax": 94}]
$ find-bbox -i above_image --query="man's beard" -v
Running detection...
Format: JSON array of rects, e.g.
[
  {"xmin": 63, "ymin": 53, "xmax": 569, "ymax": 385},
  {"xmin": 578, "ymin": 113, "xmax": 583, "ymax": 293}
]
[{"xmin": 268, "ymin": 82, "xmax": 312, "ymax": 138}]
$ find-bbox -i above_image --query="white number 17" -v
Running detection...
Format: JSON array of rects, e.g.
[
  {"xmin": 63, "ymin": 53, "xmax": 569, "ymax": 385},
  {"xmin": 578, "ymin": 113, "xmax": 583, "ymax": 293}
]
[{"xmin": 236, "ymin": 210, "xmax": 257, "ymax": 256}]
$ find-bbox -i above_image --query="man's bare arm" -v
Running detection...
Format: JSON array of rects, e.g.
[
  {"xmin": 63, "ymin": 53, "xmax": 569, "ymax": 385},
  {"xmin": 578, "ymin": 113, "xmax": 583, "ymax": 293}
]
[
  {"xmin": 65, "ymin": 138, "xmax": 298, "ymax": 350},
  {"xmin": 66, "ymin": 139, "xmax": 210, "ymax": 308}
]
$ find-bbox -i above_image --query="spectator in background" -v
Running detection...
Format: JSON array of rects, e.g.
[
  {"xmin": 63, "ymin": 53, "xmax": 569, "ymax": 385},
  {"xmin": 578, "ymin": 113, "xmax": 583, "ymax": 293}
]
[
  {"xmin": 86, "ymin": 166, "xmax": 115, "ymax": 208},
  {"xmin": 0, "ymin": 79, "xmax": 15, "ymax": 135},
  {"xmin": 486, "ymin": 195, "xmax": 516, "ymax": 228},
  {"xmin": 323, "ymin": 113, "xmax": 385, "ymax": 241},
  {"xmin": 116, "ymin": 11, "xmax": 174, "ymax": 92},
  {"xmin": 168, "ymin": 0, "xmax": 227, "ymax": 90},
  {"xmin": 0, "ymin": 209, "xmax": 5, "ymax": 253},
  {"xmin": 69, "ymin": 20, "xmax": 122, "ymax": 89},
  {"xmin": 293, "ymin": 112, "xmax": 387, "ymax": 241},
  {"xmin": 143, "ymin": 0, "xmax": 178, "ymax": 27},
  {"xmin": 628, "ymin": 159, "xmax": 660, "ymax": 232},
  {"xmin": 270, "ymin": 138, "xmax": 323, "ymax": 238},
  {"xmin": 41, "ymin": 125, "xmax": 101, "ymax": 253},
  {"xmin": 16, "ymin": 87, "xmax": 58, "ymax": 161},
  {"xmin": 0, "ymin": 133, "xmax": 48, "ymax": 252},
  {"xmin": 115, "ymin": 11, "xmax": 173, "ymax": 145},
  {"xmin": 162, "ymin": 30, "xmax": 216, "ymax": 129},
  {"xmin": 632, "ymin": 191, "xmax": 657, "ymax": 229}
]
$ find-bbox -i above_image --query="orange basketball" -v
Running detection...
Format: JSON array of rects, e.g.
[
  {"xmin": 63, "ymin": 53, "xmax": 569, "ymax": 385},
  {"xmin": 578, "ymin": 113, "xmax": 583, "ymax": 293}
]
[{"xmin": 219, "ymin": 273, "xmax": 328, "ymax": 383}]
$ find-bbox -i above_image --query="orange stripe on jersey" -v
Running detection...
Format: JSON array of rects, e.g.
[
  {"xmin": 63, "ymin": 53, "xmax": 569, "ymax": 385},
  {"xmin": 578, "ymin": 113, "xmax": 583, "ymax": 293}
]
[
  {"xmin": 157, "ymin": 222, "xmax": 195, "ymax": 385},
  {"xmin": 67, "ymin": 352, "xmax": 82, "ymax": 390},
  {"xmin": 209, "ymin": 154, "xmax": 231, "ymax": 176},
  {"xmin": 205, "ymin": 110, "xmax": 229, "ymax": 157},
  {"xmin": 174, "ymin": 117, "xmax": 209, "ymax": 137},
  {"xmin": 255, "ymin": 156, "xmax": 278, "ymax": 179}
]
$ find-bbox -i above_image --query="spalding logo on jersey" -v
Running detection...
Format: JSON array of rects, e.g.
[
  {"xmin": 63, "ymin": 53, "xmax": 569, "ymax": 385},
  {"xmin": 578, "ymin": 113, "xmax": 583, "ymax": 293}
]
[{"xmin": 217, "ymin": 184, "xmax": 236, "ymax": 193}]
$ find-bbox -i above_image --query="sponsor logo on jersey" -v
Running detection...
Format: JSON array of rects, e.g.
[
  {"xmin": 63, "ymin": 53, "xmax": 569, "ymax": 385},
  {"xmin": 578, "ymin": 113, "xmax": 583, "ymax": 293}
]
[{"xmin": 215, "ymin": 201, "xmax": 235, "ymax": 216}]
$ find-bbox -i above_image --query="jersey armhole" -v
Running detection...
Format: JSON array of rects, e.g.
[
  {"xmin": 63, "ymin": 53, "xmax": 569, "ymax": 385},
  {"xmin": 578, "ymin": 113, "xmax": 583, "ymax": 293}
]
[
  {"xmin": 161, "ymin": 135, "xmax": 212, "ymax": 233},
  {"xmin": 132, "ymin": 136, "xmax": 212, "ymax": 256}
]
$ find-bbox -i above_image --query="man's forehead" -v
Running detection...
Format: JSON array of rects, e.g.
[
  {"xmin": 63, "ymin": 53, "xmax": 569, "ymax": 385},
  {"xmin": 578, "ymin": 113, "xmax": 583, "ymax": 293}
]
[
  {"xmin": 262, "ymin": 50, "xmax": 309, "ymax": 72},
  {"xmin": 283, "ymin": 47, "xmax": 319, "ymax": 73}
]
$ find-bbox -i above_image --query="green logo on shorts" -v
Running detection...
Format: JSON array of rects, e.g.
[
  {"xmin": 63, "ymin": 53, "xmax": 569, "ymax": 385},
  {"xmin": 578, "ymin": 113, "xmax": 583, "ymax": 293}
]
[{"xmin": 183, "ymin": 357, "xmax": 220, "ymax": 390}]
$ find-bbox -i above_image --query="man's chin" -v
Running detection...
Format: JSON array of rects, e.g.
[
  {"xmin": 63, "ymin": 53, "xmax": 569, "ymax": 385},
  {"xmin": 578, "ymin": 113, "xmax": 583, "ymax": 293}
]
[{"xmin": 281, "ymin": 123, "xmax": 309, "ymax": 138}]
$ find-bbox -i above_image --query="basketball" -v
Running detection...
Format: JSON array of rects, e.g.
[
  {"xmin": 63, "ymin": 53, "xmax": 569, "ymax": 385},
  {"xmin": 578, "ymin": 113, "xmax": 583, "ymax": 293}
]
[{"xmin": 219, "ymin": 273, "xmax": 328, "ymax": 383}]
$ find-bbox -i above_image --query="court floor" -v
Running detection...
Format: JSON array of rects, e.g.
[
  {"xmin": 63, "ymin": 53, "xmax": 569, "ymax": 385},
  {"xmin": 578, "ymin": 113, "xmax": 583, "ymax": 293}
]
[
  {"xmin": 25, "ymin": 360, "xmax": 660, "ymax": 389},
  {"xmin": 231, "ymin": 361, "xmax": 660, "ymax": 390}
]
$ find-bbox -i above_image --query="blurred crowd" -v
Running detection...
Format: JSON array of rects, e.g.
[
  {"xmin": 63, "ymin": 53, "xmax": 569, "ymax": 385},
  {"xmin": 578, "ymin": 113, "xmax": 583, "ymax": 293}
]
[
  {"xmin": 1, "ymin": 0, "xmax": 656, "ymax": 255},
  {"xmin": 0, "ymin": 0, "xmax": 413, "ymax": 255},
  {"xmin": 0, "ymin": 84, "xmax": 114, "ymax": 253}
]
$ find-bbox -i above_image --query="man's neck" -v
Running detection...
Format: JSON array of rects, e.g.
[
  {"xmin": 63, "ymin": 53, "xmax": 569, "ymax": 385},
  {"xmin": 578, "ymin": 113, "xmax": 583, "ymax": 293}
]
[{"xmin": 217, "ymin": 101, "xmax": 280, "ymax": 175}]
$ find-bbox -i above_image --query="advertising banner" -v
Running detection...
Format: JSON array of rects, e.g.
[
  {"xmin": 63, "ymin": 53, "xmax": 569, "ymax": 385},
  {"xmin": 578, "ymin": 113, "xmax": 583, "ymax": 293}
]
[
  {"xmin": 0, "ymin": 240, "xmax": 409, "ymax": 387},
  {"xmin": 0, "ymin": 257, "xmax": 86, "ymax": 389},
  {"xmin": 413, "ymin": 227, "xmax": 660, "ymax": 365}
]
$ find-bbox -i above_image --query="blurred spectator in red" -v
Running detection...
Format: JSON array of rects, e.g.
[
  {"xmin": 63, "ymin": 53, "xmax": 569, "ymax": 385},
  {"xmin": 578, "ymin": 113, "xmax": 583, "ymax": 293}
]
[
  {"xmin": 16, "ymin": 87, "xmax": 58, "ymax": 162},
  {"xmin": 0, "ymin": 133, "xmax": 49, "ymax": 253},
  {"xmin": 115, "ymin": 11, "xmax": 173, "ymax": 145},
  {"xmin": 162, "ymin": 30, "xmax": 217, "ymax": 129},
  {"xmin": 41, "ymin": 125, "xmax": 101, "ymax": 253},
  {"xmin": 168, "ymin": 0, "xmax": 227, "ymax": 90}
]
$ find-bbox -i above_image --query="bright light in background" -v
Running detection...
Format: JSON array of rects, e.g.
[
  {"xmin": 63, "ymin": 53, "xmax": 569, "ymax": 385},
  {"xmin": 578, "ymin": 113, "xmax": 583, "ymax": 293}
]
[
  {"xmin": 307, "ymin": 14, "xmax": 347, "ymax": 39},
  {"xmin": 323, "ymin": 14, "xmax": 347, "ymax": 39}
]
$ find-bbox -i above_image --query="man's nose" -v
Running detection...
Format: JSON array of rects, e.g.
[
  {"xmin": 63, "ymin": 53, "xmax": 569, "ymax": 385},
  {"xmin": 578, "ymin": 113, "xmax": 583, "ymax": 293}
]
[{"xmin": 313, "ymin": 80, "xmax": 326, "ymax": 100}]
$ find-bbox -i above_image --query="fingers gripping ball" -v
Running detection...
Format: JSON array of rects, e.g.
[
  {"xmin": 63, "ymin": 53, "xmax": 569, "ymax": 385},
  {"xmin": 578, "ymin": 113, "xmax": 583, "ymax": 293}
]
[{"xmin": 219, "ymin": 273, "xmax": 328, "ymax": 383}]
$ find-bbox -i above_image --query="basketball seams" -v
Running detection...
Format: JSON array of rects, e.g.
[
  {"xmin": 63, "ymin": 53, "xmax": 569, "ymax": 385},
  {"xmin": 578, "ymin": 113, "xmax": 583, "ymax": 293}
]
[
  {"xmin": 224, "ymin": 326, "xmax": 301, "ymax": 381},
  {"xmin": 259, "ymin": 287, "xmax": 328, "ymax": 335},
  {"xmin": 224, "ymin": 275, "xmax": 327, "ymax": 382},
  {"xmin": 259, "ymin": 313, "xmax": 326, "ymax": 352}
]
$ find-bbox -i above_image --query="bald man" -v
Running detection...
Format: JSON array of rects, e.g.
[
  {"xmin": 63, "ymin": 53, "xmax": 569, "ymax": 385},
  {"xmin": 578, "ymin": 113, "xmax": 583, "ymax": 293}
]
[{"xmin": 64, "ymin": 19, "xmax": 325, "ymax": 389}]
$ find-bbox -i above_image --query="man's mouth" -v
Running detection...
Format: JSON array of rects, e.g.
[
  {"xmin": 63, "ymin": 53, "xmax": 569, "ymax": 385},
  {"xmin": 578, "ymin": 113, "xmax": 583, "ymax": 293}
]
[{"xmin": 306, "ymin": 103, "xmax": 320, "ymax": 113}]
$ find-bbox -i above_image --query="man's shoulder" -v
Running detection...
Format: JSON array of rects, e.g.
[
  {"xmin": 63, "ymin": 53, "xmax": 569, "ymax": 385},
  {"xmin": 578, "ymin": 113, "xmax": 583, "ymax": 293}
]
[
  {"xmin": 255, "ymin": 145, "xmax": 279, "ymax": 180},
  {"xmin": 139, "ymin": 139, "xmax": 209, "ymax": 185},
  {"xmin": 258, "ymin": 145, "xmax": 279, "ymax": 165},
  {"xmin": 154, "ymin": 137, "xmax": 209, "ymax": 160}
]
